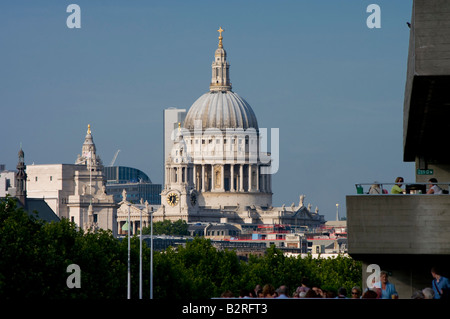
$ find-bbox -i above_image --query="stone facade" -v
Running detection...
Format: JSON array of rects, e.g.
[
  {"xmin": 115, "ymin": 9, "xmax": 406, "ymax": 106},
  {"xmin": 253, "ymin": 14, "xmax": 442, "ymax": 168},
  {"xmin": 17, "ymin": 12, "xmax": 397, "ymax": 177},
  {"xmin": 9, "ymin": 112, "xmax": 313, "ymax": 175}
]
[
  {"xmin": 155, "ymin": 28, "xmax": 325, "ymax": 228},
  {"xmin": 26, "ymin": 125, "xmax": 118, "ymax": 235},
  {"xmin": 116, "ymin": 195, "xmax": 159, "ymax": 236}
]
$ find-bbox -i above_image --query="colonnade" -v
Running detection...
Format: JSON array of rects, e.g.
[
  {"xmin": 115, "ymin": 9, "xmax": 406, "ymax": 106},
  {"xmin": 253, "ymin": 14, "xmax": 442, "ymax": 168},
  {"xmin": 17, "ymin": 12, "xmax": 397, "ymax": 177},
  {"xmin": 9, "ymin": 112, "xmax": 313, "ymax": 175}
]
[
  {"xmin": 165, "ymin": 163, "xmax": 272, "ymax": 193},
  {"xmin": 118, "ymin": 219, "xmax": 150, "ymax": 236}
]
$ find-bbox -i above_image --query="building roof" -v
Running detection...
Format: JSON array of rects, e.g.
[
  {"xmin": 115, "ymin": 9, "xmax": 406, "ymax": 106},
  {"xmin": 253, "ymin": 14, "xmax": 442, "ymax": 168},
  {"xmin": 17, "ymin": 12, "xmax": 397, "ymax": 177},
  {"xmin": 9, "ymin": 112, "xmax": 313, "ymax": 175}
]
[
  {"xmin": 184, "ymin": 91, "xmax": 259, "ymax": 131},
  {"xmin": 104, "ymin": 166, "xmax": 152, "ymax": 184},
  {"xmin": 3, "ymin": 197, "xmax": 60, "ymax": 223}
]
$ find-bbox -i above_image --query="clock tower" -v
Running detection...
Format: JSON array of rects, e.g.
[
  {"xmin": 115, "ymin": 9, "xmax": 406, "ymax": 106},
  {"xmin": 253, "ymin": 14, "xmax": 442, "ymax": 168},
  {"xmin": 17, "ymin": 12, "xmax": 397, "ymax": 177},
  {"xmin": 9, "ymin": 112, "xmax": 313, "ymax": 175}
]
[{"xmin": 161, "ymin": 123, "xmax": 198, "ymax": 221}]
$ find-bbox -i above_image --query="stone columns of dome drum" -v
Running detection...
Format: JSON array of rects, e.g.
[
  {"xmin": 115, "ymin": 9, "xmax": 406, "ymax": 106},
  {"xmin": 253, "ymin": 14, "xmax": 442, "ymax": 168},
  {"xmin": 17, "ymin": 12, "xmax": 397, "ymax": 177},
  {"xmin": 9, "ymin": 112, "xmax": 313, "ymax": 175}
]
[
  {"xmin": 201, "ymin": 165, "xmax": 206, "ymax": 192},
  {"xmin": 230, "ymin": 164, "xmax": 235, "ymax": 192},
  {"xmin": 256, "ymin": 165, "xmax": 260, "ymax": 192},
  {"xmin": 248, "ymin": 164, "xmax": 253, "ymax": 192},
  {"xmin": 220, "ymin": 165, "xmax": 225, "ymax": 192}
]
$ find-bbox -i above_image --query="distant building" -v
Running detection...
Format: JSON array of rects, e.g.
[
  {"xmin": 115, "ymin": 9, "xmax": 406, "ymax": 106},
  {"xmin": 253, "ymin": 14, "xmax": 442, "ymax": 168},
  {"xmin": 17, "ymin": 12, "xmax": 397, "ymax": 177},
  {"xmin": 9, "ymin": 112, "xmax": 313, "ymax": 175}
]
[
  {"xmin": 26, "ymin": 125, "xmax": 118, "ymax": 235},
  {"xmin": 0, "ymin": 149, "xmax": 59, "ymax": 223},
  {"xmin": 188, "ymin": 222, "xmax": 241, "ymax": 239},
  {"xmin": 163, "ymin": 107, "xmax": 186, "ymax": 184},
  {"xmin": 156, "ymin": 28, "xmax": 325, "ymax": 228},
  {"xmin": 0, "ymin": 168, "xmax": 16, "ymax": 197},
  {"xmin": 104, "ymin": 166, "xmax": 162, "ymax": 205},
  {"xmin": 116, "ymin": 193, "xmax": 159, "ymax": 236}
]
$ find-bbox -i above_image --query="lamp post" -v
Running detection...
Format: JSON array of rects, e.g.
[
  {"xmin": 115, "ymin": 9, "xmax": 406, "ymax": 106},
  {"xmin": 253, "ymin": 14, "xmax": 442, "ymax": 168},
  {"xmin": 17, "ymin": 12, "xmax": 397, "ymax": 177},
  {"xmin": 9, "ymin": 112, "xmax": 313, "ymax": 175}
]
[
  {"xmin": 146, "ymin": 201, "xmax": 153, "ymax": 299},
  {"xmin": 139, "ymin": 202, "xmax": 143, "ymax": 299},
  {"xmin": 127, "ymin": 202, "xmax": 131, "ymax": 299}
]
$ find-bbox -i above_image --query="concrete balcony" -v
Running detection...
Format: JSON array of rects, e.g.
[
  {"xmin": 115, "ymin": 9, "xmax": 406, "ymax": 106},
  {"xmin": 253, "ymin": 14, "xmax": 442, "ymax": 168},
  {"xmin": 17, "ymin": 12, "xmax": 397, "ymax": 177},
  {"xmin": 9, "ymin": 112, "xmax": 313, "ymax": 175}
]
[
  {"xmin": 347, "ymin": 194, "xmax": 450, "ymax": 256},
  {"xmin": 347, "ymin": 193, "xmax": 450, "ymax": 298}
]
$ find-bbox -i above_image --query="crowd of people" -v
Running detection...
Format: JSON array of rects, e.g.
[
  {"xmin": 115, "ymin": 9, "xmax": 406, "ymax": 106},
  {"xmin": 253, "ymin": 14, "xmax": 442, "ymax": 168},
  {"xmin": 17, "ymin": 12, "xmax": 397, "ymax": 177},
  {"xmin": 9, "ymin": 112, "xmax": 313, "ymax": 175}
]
[
  {"xmin": 221, "ymin": 282, "xmax": 375, "ymax": 299},
  {"xmin": 220, "ymin": 267, "xmax": 450, "ymax": 299}
]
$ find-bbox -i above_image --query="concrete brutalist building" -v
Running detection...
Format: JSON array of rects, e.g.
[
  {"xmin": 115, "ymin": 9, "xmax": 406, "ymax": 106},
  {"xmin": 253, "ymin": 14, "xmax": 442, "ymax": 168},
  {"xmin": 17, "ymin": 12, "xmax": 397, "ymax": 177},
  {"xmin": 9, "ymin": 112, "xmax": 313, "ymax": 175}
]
[{"xmin": 347, "ymin": 0, "xmax": 450, "ymax": 299}]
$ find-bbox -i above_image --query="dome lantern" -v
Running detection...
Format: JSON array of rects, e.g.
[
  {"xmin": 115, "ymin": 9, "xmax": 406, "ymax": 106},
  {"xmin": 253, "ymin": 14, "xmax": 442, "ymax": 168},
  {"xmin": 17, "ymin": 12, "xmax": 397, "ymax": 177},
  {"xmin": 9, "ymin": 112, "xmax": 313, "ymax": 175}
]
[{"xmin": 210, "ymin": 27, "xmax": 232, "ymax": 92}]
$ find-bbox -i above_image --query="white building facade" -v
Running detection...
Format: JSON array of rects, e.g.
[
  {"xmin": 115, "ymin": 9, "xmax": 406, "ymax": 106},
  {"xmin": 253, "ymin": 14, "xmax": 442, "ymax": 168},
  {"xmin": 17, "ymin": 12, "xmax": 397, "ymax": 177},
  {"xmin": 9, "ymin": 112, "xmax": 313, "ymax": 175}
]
[
  {"xmin": 26, "ymin": 125, "xmax": 118, "ymax": 235},
  {"xmin": 156, "ymin": 28, "xmax": 324, "ymax": 227}
]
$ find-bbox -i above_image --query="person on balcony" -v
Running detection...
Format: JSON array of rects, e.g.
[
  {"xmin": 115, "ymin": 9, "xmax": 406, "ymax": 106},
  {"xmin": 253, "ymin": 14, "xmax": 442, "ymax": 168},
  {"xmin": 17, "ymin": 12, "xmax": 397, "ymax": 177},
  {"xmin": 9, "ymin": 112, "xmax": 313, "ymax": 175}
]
[
  {"xmin": 369, "ymin": 182, "xmax": 382, "ymax": 194},
  {"xmin": 426, "ymin": 178, "xmax": 443, "ymax": 194},
  {"xmin": 390, "ymin": 177, "xmax": 405, "ymax": 194}
]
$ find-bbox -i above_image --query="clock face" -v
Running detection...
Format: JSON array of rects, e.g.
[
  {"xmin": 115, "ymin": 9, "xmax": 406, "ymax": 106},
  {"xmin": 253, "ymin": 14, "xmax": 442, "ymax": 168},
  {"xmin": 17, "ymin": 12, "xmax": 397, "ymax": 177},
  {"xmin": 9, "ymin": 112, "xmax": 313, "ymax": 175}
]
[
  {"xmin": 167, "ymin": 192, "xmax": 179, "ymax": 207},
  {"xmin": 190, "ymin": 193, "xmax": 197, "ymax": 206}
]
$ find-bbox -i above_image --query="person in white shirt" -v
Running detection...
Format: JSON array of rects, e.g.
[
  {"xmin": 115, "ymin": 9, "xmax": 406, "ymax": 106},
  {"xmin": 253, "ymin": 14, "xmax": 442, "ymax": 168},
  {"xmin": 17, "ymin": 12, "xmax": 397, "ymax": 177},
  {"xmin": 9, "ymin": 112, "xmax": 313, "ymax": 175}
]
[{"xmin": 427, "ymin": 178, "xmax": 443, "ymax": 194}]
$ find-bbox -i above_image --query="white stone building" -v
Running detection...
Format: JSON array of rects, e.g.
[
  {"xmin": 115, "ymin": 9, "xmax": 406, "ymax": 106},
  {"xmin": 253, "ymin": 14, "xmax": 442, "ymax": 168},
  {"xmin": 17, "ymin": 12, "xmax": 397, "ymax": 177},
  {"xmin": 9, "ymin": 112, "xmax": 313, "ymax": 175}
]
[
  {"xmin": 163, "ymin": 107, "xmax": 186, "ymax": 178},
  {"xmin": 155, "ymin": 28, "xmax": 325, "ymax": 227},
  {"xmin": 0, "ymin": 169, "xmax": 16, "ymax": 197},
  {"xmin": 116, "ymin": 195, "xmax": 159, "ymax": 236},
  {"xmin": 26, "ymin": 125, "xmax": 118, "ymax": 235}
]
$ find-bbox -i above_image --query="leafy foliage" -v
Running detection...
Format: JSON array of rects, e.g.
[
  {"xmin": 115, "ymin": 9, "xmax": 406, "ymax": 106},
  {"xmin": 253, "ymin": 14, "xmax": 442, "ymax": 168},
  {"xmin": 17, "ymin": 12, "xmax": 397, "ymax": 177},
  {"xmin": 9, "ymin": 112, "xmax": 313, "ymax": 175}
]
[
  {"xmin": 142, "ymin": 219, "xmax": 189, "ymax": 236},
  {"xmin": 0, "ymin": 196, "xmax": 361, "ymax": 299}
]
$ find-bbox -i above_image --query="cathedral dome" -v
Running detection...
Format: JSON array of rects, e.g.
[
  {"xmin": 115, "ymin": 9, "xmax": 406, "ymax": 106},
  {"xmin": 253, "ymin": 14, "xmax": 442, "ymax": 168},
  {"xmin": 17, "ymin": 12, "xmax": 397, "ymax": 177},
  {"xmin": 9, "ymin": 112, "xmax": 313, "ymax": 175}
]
[
  {"xmin": 183, "ymin": 91, "xmax": 258, "ymax": 130},
  {"xmin": 183, "ymin": 27, "xmax": 258, "ymax": 131}
]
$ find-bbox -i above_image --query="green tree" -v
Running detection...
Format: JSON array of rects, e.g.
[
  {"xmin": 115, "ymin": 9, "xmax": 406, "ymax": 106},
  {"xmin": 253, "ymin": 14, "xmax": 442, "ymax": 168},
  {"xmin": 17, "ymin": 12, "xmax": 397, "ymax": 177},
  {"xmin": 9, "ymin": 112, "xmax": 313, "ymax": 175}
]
[
  {"xmin": 142, "ymin": 219, "xmax": 189, "ymax": 236},
  {"xmin": 1, "ymin": 195, "xmax": 361, "ymax": 299},
  {"xmin": 0, "ymin": 196, "xmax": 132, "ymax": 299},
  {"xmin": 0, "ymin": 196, "xmax": 44, "ymax": 298},
  {"xmin": 158, "ymin": 237, "xmax": 240, "ymax": 298}
]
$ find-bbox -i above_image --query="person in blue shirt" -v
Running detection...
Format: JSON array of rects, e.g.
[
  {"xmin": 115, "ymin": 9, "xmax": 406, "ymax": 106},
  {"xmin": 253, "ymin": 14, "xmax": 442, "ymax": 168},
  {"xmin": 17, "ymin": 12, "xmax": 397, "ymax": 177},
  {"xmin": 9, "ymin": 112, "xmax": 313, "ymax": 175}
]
[
  {"xmin": 380, "ymin": 271, "xmax": 398, "ymax": 299},
  {"xmin": 431, "ymin": 266, "xmax": 450, "ymax": 299}
]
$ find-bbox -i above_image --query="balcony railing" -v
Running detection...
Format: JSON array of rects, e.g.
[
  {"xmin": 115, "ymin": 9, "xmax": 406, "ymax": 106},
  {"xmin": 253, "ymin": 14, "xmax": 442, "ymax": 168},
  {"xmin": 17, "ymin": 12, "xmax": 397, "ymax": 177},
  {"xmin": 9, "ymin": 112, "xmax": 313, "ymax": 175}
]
[{"xmin": 354, "ymin": 182, "xmax": 450, "ymax": 195}]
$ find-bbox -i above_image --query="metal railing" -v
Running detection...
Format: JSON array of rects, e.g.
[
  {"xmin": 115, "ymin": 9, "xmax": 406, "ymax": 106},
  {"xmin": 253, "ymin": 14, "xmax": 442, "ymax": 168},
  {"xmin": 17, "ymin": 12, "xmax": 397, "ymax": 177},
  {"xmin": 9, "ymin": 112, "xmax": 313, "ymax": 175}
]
[{"xmin": 354, "ymin": 182, "xmax": 450, "ymax": 194}]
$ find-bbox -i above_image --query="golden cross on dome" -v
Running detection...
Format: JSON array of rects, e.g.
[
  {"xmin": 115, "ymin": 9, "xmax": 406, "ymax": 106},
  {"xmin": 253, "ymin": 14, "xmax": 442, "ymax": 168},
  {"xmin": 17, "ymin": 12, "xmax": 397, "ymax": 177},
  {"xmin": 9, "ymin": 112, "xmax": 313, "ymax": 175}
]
[
  {"xmin": 87, "ymin": 124, "xmax": 91, "ymax": 134},
  {"xmin": 217, "ymin": 27, "xmax": 224, "ymax": 48}
]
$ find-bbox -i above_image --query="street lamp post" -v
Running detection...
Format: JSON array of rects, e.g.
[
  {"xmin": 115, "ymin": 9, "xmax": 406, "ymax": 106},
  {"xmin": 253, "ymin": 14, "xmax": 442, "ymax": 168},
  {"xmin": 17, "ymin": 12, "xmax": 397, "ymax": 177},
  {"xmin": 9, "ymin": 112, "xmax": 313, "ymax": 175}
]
[
  {"xmin": 139, "ymin": 203, "xmax": 143, "ymax": 299},
  {"xmin": 127, "ymin": 202, "xmax": 131, "ymax": 299},
  {"xmin": 146, "ymin": 201, "xmax": 153, "ymax": 299}
]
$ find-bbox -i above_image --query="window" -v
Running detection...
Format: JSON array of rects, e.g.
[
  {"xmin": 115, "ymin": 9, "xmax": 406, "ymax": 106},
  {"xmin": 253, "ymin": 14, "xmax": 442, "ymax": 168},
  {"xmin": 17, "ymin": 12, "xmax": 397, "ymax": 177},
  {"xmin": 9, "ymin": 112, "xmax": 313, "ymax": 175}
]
[
  {"xmin": 35, "ymin": 176, "xmax": 38, "ymax": 182},
  {"xmin": 50, "ymin": 176, "xmax": 53, "ymax": 181}
]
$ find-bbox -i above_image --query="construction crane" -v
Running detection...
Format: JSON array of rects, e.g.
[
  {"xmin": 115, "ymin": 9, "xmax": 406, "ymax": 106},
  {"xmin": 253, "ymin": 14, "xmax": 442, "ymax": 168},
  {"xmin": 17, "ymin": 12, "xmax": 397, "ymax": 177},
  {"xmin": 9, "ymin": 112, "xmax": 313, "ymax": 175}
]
[{"xmin": 109, "ymin": 149, "xmax": 120, "ymax": 166}]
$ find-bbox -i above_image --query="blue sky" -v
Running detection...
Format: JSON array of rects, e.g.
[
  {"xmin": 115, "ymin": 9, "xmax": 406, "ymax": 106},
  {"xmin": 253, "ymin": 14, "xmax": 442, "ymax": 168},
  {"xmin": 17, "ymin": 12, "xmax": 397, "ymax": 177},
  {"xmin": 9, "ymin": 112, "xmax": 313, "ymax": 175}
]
[{"xmin": 1, "ymin": 0, "xmax": 414, "ymax": 221}]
